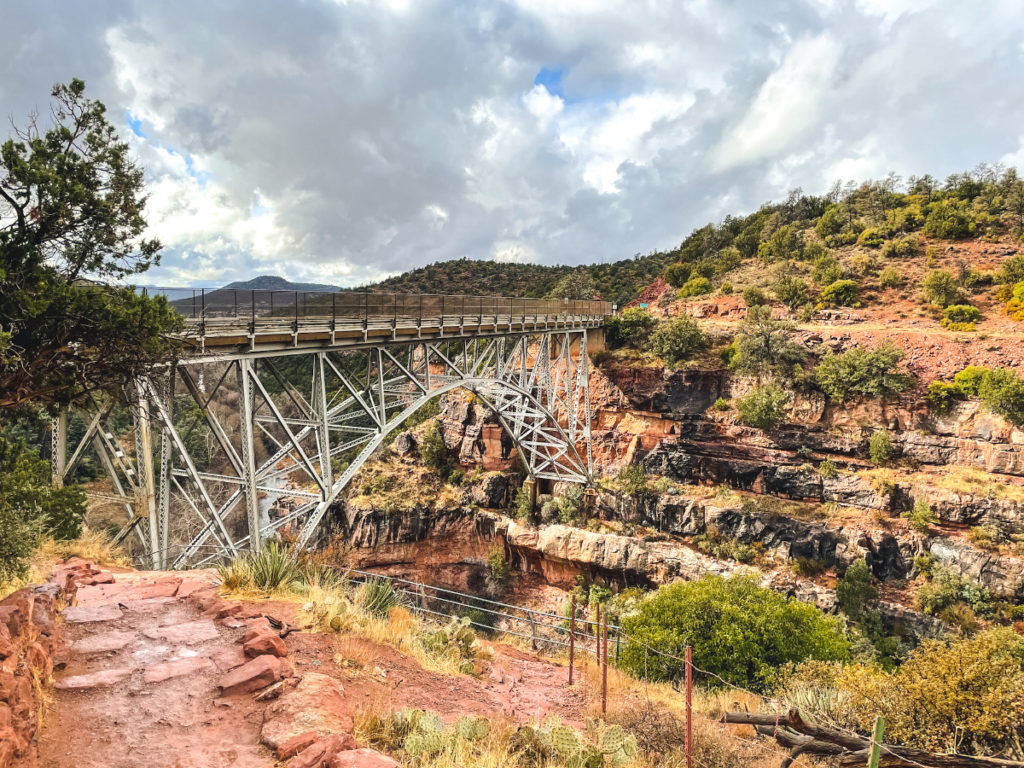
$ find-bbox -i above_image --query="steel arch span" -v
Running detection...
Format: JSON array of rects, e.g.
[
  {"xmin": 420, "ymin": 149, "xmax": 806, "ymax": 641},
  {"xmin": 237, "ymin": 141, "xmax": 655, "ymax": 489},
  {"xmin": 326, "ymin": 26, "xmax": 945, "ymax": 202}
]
[{"xmin": 55, "ymin": 330, "xmax": 595, "ymax": 569}]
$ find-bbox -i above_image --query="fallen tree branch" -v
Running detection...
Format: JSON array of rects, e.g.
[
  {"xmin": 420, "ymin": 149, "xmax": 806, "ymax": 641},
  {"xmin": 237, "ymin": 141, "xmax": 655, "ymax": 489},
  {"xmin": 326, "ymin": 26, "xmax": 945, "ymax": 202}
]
[{"xmin": 722, "ymin": 709, "xmax": 1024, "ymax": 768}]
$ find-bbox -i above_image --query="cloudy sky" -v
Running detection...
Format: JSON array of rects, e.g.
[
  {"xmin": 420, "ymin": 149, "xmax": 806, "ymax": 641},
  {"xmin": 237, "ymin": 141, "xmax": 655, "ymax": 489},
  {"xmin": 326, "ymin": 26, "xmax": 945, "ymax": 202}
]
[{"xmin": 3, "ymin": 1, "xmax": 1023, "ymax": 288}]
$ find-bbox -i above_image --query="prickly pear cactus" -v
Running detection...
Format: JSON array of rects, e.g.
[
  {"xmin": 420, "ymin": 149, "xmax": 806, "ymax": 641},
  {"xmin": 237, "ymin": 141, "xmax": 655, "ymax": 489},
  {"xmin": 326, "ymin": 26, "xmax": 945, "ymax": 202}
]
[
  {"xmin": 419, "ymin": 711, "xmax": 444, "ymax": 734},
  {"xmin": 550, "ymin": 725, "xmax": 582, "ymax": 757},
  {"xmin": 403, "ymin": 732, "xmax": 427, "ymax": 757},
  {"xmin": 600, "ymin": 724, "xmax": 628, "ymax": 754}
]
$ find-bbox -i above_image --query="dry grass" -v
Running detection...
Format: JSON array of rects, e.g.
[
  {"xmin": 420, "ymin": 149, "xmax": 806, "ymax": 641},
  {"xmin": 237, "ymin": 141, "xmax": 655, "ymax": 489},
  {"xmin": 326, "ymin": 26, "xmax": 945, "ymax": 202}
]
[
  {"xmin": 927, "ymin": 465, "xmax": 1024, "ymax": 502},
  {"xmin": 48, "ymin": 527, "xmax": 130, "ymax": 567},
  {"xmin": 0, "ymin": 528, "xmax": 128, "ymax": 601}
]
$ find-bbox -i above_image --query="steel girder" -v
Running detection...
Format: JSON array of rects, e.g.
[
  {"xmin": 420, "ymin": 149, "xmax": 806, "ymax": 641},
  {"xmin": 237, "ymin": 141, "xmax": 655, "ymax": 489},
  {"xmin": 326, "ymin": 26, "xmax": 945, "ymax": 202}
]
[{"xmin": 55, "ymin": 330, "xmax": 594, "ymax": 569}]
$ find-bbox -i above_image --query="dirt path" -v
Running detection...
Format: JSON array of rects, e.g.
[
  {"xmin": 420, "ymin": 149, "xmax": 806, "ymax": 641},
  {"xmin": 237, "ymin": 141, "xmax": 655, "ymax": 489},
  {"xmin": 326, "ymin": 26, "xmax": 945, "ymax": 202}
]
[
  {"xmin": 38, "ymin": 563, "xmax": 589, "ymax": 768},
  {"xmin": 39, "ymin": 567, "xmax": 276, "ymax": 768}
]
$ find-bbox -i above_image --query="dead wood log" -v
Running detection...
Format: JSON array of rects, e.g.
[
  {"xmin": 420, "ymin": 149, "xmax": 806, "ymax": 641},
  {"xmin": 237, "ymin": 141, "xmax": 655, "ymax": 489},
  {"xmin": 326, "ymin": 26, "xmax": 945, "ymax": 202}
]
[{"xmin": 722, "ymin": 709, "xmax": 1024, "ymax": 768}]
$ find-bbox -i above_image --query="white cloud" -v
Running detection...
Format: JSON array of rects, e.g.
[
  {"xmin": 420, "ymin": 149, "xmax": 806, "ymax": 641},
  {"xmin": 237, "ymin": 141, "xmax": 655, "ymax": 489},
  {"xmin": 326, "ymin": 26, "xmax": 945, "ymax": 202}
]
[
  {"xmin": 712, "ymin": 33, "xmax": 842, "ymax": 170},
  {"xmin": 523, "ymin": 84, "xmax": 564, "ymax": 126},
  {"xmin": 2, "ymin": 0, "xmax": 1024, "ymax": 287}
]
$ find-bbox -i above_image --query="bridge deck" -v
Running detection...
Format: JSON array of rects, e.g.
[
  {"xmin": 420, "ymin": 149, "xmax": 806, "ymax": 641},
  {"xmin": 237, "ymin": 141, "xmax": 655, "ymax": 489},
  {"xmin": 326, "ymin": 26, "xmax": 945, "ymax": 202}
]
[{"xmin": 174, "ymin": 290, "xmax": 611, "ymax": 358}]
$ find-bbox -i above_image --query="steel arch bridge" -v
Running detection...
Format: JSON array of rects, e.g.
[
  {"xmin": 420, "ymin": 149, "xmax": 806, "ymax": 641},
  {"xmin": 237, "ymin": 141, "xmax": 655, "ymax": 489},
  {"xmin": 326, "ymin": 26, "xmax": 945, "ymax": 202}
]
[{"xmin": 50, "ymin": 290, "xmax": 610, "ymax": 569}]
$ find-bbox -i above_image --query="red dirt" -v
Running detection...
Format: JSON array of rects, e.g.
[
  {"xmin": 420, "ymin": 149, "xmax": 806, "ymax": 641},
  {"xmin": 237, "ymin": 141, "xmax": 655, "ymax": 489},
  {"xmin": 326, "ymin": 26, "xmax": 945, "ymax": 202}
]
[{"xmin": 39, "ymin": 566, "xmax": 590, "ymax": 767}]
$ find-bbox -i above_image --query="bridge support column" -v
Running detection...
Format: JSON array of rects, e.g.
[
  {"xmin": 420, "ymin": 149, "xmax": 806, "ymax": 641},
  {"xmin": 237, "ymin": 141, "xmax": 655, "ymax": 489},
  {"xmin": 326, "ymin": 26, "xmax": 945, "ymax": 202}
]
[
  {"xmin": 237, "ymin": 359, "xmax": 262, "ymax": 552},
  {"xmin": 50, "ymin": 408, "xmax": 67, "ymax": 489},
  {"xmin": 132, "ymin": 382, "xmax": 160, "ymax": 570}
]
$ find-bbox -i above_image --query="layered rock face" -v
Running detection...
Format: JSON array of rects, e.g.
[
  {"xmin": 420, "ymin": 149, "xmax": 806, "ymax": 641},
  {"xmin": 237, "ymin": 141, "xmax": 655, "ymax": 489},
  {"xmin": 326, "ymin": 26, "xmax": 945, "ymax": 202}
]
[{"xmin": 0, "ymin": 559, "xmax": 83, "ymax": 766}]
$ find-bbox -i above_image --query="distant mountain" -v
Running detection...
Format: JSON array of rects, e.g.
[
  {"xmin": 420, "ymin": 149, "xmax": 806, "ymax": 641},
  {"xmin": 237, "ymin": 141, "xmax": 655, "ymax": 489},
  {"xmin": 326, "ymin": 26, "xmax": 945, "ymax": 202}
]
[
  {"xmin": 223, "ymin": 275, "xmax": 339, "ymax": 292},
  {"xmin": 356, "ymin": 254, "xmax": 675, "ymax": 307}
]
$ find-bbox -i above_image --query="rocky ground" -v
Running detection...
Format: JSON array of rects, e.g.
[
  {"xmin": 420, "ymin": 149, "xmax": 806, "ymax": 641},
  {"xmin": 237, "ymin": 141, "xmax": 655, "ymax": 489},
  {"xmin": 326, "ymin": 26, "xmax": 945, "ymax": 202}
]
[{"xmin": 32, "ymin": 558, "xmax": 591, "ymax": 768}]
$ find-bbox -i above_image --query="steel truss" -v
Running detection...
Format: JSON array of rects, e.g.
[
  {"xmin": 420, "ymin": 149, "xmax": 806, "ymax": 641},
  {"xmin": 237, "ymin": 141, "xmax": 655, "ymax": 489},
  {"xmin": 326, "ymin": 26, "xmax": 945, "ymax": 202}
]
[{"xmin": 53, "ymin": 330, "xmax": 593, "ymax": 569}]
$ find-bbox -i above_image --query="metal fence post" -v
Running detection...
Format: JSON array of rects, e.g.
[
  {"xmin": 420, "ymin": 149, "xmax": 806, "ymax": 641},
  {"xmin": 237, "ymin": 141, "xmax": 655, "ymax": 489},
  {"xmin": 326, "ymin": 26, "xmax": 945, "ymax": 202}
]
[
  {"xmin": 867, "ymin": 717, "xmax": 885, "ymax": 768},
  {"xmin": 685, "ymin": 645, "xmax": 693, "ymax": 768},
  {"xmin": 601, "ymin": 613, "xmax": 608, "ymax": 714},
  {"xmin": 568, "ymin": 593, "xmax": 576, "ymax": 685},
  {"xmin": 595, "ymin": 602, "xmax": 601, "ymax": 661}
]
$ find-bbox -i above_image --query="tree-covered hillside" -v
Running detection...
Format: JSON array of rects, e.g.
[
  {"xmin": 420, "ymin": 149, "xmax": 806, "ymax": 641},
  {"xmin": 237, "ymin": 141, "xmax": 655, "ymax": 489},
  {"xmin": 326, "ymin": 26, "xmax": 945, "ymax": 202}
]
[
  {"xmin": 357, "ymin": 253, "xmax": 676, "ymax": 307},
  {"xmin": 356, "ymin": 165, "xmax": 1024, "ymax": 308}
]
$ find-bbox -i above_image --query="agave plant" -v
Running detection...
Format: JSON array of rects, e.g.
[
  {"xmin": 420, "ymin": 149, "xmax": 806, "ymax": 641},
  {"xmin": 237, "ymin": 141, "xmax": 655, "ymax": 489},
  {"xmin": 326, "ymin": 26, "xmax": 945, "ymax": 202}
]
[
  {"xmin": 246, "ymin": 539, "xmax": 301, "ymax": 590},
  {"xmin": 359, "ymin": 576, "xmax": 405, "ymax": 617}
]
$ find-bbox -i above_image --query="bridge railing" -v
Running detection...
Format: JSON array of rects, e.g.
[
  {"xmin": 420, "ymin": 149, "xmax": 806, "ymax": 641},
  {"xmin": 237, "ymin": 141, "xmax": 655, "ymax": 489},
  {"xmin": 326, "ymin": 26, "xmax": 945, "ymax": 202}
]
[{"xmin": 166, "ymin": 288, "xmax": 612, "ymax": 329}]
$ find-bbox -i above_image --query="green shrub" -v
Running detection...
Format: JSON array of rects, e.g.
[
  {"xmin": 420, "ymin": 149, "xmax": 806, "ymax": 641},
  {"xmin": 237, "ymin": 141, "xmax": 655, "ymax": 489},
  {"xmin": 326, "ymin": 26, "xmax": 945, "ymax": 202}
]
[
  {"xmin": 923, "ymin": 199, "xmax": 973, "ymax": 239},
  {"xmin": 418, "ymin": 421, "xmax": 450, "ymax": 476},
  {"xmin": 880, "ymin": 235, "xmax": 920, "ymax": 259},
  {"xmin": 977, "ymin": 367, "xmax": 1024, "ymax": 424},
  {"xmin": 857, "ymin": 227, "xmax": 885, "ymax": 247},
  {"xmin": 619, "ymin": 575, "xmax": 849, "ymax": 691},
  {"xmin": 605, "ymin": 307, "xmax": 656, "ymax": 349},
  {"xmin": 953, "ymin": 365, "xmax": 989, "ymax": 395},
  {"xmin": 617, "ymin": 464, "xmax": 652, "ymax": 498},
  {"xmin": 941, "ymin": 304, "xmax": 981, "ymax": 327},
  {"xmin": 921, "ymin": 269, "xmax": 963, "ymax": 307},
  {"xmin": 486, "ymin": 545, "xmax": 512, "ymax": 588},
  {"xmin": 647, "ymin": 315, "xmax": 708, "ymax": 365},
  {"xmin": 1001, "ymin": 254, "xmax": 1024, "ymax": 285},
  {"xmin": 868, "ymin": 430, "xmax": 895, "ymax": 466},
  {"xmin": 719, "ymin": 339, "xmax": 737, "ymax": 367},
  {"xmin": 729, "ymin": 306, "xmax": 806, "ymax": 379},
  {"xmin": 0, "ymin": 438, "xmax": 87, "ymax": 581},
  {"xmin": 818, "ymin": 457, "xmax": 838, "ymax": 478},
  {"xmin": 677, "ymin": 276, "xmax": 713, "ymax": 298},
  {"xmin": 902, "ymin": 498, "xmax": 937, "ymax": 535},
  {"xmin": 713, "ymin": 397, "xmax": 730, "ymax": 411},
  {"xmin": 878, "ymin": 266, "xmax": 901, "ymax": 288},
  {"xmin": 916, "ymin": 564, "xmax": 994, "ymax": 617},
  {"xmin": 849, "ymin": 253, "xmax": 876, "ymax": 276},
  {"xmin": 664, "ymin": 262, "xmax": 692, "ymax": 288},
  {"xmin": 719, "ymin": 281, "xmax": 733, "ymax": 294},
  {"xmin": 774, "ymin": 276, "xmax": 812, "ymax": 309},
  {"xmin": 814, "ymin": 342, "xmax": 913, "ymax": 402},
  {"xmin": 820, "ymin": 279, "xmax": 860, "ymax": 307},
  {"xmin": 810, "ymin": 253, "xmax": 844, "ymax": 285},
  {"xmin": 742, "ymin": 286, "xmax": 767, "ymax": 307},
  {"xmin": 512, "ymin": 484, "xmax": 534, "ymax": 521},
  {"xmin": 736, "ymin": 384, "xmax": 789, "ymax": 431},
  {"xmin": 757, "ymin": 224, "xmax": 803, "ymax": 264},
  {"xmin": 926, "ymin": 381, "xmax": 965, "ymax": 414},
  {"xmin": 836, "ymin": 559, "xmax": 878, "ymax": 619}
]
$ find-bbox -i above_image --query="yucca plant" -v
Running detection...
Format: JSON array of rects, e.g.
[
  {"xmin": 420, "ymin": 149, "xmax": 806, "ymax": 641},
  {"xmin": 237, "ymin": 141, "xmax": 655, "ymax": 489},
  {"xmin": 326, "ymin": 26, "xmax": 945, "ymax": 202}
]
[
  {"xmin": 247, "ymin": 539, "xmax": 301, "ymax": 590},
  {"xmin": 359, "ymin": 576, "xmax": 405, "ymax": 617}
]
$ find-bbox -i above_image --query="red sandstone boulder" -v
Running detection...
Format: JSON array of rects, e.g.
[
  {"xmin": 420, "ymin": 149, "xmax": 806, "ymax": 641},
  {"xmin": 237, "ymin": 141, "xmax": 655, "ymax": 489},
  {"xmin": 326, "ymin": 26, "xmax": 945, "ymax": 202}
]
[
  {"xmin": 275, "ymin": 730, "xmax": 320, "ymax": 760},
  {"xmin": 218, "ymin": 654, "xmax": 288, "ymax": 696},
  {"xmin": 243, "ymin": 631, "xmax": 287, "ymax": 659},
  {"xmin": 289, "ymin": 733, "xmax": 360, "ymax": 768},
  {"xmin": 259, "ymin": 673, "xmax": 352, "ymax": 753}
]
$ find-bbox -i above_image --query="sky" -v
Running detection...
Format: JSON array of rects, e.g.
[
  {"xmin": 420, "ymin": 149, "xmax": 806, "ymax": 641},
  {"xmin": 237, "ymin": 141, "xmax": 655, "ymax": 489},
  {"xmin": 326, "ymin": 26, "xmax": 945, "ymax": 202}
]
[{"xmin": 3, "ymin": 0, "xmax": 1024, "ymax": 288}]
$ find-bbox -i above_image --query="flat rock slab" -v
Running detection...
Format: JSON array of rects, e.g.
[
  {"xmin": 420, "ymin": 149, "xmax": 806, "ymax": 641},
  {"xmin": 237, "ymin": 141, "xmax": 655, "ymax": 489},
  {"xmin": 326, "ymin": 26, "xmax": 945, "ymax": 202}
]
[
  {"xmin": 120, "ymin": 597, "xmax": 176, "ymax": 613},
  {"xmin": 62, "ymin": 604, "xmax": 123, "ymax": 623},
  {"xmin": 211, "ymin": 646, "xmax": 247, "ymax": 673},
  {"xmin": 261, "ymin": 673, "xmax": 352, "ymax": 751},
  {"xmin": 142, "ymin": 620, "xmax": 220, "ymax": 644},
  {"xmin": 143, "ymin": 656, "xmax": 213, "ymax": 683},
  {"xmin": 71, "ymin": 630, "xmax": 136, "ymax": 654},
  {"xmin": 56, "ymin": 667, "xmax": 133, "ymax": 690}
]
